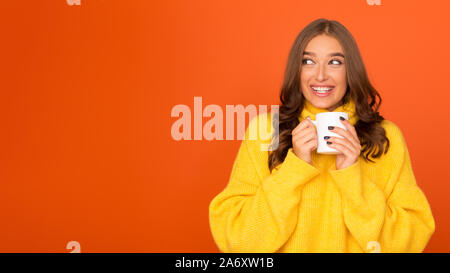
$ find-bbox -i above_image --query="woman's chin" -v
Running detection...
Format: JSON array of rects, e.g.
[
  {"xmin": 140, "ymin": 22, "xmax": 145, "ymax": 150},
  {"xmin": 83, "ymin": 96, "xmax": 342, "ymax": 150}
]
[{"xmin": 310, "ymin": 100, "xmax": 334, "ymax": 110}]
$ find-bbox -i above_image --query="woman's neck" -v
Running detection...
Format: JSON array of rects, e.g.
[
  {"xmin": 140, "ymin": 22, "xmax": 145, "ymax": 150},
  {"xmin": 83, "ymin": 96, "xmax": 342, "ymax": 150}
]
[{"xmin": 326, "ymin": 100, "xmax": 344, "ymax": 112}]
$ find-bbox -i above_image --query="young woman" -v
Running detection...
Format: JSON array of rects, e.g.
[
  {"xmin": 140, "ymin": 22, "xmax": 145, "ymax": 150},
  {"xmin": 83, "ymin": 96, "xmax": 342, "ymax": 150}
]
[{"xmin": 209, "ymin": 18, "xmax": 435, "ymax": 253}]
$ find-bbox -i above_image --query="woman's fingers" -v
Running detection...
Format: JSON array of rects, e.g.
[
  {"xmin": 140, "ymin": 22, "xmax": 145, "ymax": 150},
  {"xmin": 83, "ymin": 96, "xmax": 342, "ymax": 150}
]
[
  {"xmin": 293, "ymin": 125, "xmax": 316, "ymax": 142},
  {"xmin": 293, "ymin": 133, "xmax": 314, "ymax": 146},
  {"xmin": 329, "ymin": 125, "xmax": 360, "ymax": 151},
  {"xmin": 293, "ymin": 131, "xmax": 318, "ymax": 152},
  {"xmin": 304, "ymin": 135, "xmax": 318, "ymax": 148},
  {"xmin": 341, "ymin": 119, "xmax": 359, "ymax": 143},
  {"xmin": 336, "ymin": 119, "xmax": 360, "ymax": 147},
  {"xmin": 327, "ymin": 135, "xmax": 358, "ymax": 155},
  {"xmin": 292, "ymin": 117, "xmax": 314, "ymax": 136},
  {"xmin": 327, "ymin": 141, "xmax": 353, "ymax": 158}
]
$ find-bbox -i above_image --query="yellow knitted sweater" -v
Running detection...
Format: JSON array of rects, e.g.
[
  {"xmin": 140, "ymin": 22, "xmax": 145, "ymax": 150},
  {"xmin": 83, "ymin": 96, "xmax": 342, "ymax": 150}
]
[{"xmin": 209, "ymin": 99, "xmax": 435, "ymax": 253}]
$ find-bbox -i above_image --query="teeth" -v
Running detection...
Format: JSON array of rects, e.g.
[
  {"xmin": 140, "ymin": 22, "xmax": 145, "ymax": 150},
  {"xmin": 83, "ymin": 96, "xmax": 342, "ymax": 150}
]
[{"xmin": 312, "ymin": 86, "xmax": 333, "ymax": 93}]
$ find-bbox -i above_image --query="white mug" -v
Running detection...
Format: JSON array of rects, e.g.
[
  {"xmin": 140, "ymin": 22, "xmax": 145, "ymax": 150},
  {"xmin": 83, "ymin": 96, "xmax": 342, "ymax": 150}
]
[{"xmin": 310, "ymin": 112, "xmax": 349, "ymax": 154}]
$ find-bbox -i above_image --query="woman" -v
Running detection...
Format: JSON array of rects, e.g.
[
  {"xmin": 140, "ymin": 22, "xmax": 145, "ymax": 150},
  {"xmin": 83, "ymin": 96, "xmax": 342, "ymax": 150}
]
[{"xmin": 209, "ymin": 18, "xmax": 435, "ymax": 253}]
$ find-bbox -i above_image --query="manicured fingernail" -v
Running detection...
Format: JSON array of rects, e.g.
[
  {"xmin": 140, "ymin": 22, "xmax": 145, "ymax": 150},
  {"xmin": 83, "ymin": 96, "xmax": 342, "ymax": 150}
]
[
  {"xmin": 324, "ymin": 136, "xmax": 330, "ymax": 140},
  {"xmin": 328, "ymin": 126, "xmax": 334, "ymax": 130},
  {"xmin": 339, "ymin": 116, "xmax": 345, "ymax": 121},
  {"xmin": 326, "ymin": 141, "xmax": 332, "ymax": 145}
]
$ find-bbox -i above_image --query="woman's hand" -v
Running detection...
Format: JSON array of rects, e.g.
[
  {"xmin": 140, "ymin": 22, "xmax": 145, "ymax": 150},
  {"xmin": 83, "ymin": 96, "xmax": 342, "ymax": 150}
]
[
  {"xmin": 326, "ymin": 117, "xmax": 362, "ymax": 170},
  {"xmin": 292, "ymin": 116, "xmax": 318, "ymax": 165}
]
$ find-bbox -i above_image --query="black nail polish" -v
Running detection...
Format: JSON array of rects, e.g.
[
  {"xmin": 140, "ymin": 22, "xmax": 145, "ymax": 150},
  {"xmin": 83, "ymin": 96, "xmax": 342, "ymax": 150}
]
[
  {"xmin": 324, "ymin": 136, "xmax": 330, "ymax": 140},
  {"xmin": 340, "ymin": 116, "xmax": 345, "ymax": 121},
  {"xmin": 328, "ymin": 126, "xmax": 334, "ymax": 130},
  {"xmin": 326, "ymin": 141, "xmax": 332, "ymax": 145}
]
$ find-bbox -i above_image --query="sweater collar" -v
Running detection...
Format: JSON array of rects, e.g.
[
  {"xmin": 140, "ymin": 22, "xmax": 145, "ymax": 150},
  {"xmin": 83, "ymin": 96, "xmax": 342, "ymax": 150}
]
[{"xmin": 299, "ymin": 98, "xmax": 359, "ymax": 126}]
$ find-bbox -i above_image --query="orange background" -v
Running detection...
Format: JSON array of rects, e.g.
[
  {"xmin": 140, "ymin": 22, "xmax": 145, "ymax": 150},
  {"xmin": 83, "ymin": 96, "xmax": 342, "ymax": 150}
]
[{"xmin": 0, "ymin": 0, "xmax": 449, "ymax": 252}]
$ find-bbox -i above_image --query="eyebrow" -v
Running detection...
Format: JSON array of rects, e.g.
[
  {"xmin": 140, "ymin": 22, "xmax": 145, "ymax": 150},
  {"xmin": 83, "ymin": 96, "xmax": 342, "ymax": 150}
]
[{"xmin": 303, "ymin": 51, "xmax": 345, "ymax": 58}]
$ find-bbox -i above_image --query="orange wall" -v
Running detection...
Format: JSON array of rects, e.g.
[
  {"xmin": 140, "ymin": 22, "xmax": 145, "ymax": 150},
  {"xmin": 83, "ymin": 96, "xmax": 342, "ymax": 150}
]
[{"xmin": 0, "ymin": 0, "xmax": 449, "ymax": 252}]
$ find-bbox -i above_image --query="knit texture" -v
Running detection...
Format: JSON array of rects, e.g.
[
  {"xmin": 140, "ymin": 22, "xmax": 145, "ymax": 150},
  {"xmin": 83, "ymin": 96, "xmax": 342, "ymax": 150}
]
[
  {"xmin": 209, "ymin": 99, "xmax": 435, "ymax": 253},
  {"xmin": 301, "ymin": 98, "xmax": 359, "ymax": 126}
]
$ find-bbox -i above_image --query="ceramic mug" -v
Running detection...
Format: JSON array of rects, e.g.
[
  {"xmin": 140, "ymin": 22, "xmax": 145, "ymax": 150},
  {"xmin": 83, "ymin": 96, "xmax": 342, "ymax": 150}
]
[{"xmin": 310, "ymin": 112, "xmax": 349, "ymax": 154}]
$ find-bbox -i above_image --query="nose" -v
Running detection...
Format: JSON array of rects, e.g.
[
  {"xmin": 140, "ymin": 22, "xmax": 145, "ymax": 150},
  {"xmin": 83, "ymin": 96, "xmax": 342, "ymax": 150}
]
[{"xmin": 315, "ymin": 63, "xmax": 328, "ymax": 81}]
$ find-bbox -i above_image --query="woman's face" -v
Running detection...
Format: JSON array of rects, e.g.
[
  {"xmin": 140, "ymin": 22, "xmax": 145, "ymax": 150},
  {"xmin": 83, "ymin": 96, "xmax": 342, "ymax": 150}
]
[{"xmin": 300, "ymin": 34, "xmax": 347, "ymax": 111}]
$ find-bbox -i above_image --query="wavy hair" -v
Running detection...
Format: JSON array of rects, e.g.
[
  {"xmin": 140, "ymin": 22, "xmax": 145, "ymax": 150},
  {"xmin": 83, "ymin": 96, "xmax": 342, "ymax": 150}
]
[{"xmin": 268, "ymin": 18, "xmax": 390, "ymax": 172}]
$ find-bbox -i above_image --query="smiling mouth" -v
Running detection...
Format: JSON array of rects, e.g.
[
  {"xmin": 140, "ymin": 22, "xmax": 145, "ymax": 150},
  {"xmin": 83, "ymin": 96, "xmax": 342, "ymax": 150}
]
[{"xmin": 310, "ymin": 85, "xmax": 334, "ymax": 94}]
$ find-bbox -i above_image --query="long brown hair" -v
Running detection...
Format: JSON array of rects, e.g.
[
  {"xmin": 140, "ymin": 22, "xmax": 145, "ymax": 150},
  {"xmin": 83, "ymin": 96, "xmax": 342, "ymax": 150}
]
[{"xmin": 268, "ymin": 18, "xmax": 390, "ymax": 172}]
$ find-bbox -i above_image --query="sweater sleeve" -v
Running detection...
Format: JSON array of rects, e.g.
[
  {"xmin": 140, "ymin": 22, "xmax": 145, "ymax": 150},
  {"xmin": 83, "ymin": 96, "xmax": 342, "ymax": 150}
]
[
  {"xmin": 209, "ymin": 114, "xmax": 321, "ymax": 253},
  {"xmin": 328, "ymin": 122, "xmax": 435, "ymax": 253}
]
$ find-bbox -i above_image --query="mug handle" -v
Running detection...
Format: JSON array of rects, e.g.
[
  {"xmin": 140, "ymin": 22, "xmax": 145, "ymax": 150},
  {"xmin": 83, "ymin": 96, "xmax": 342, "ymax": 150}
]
[{"xmin": 309, "ymin": 118, "xmax": 319, "ymax": 135}]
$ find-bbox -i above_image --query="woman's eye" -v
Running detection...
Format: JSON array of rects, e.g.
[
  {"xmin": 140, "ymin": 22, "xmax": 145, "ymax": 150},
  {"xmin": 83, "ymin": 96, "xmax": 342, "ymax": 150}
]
[
  {"xmin": 302, "ymin": 59, "xmax": 314, "ymax": 65},
  {"xmin": 302, "ymin": 58, "xmax": 342, "ymax": 65},
  {"xmin": 330, "ymin": 59, "xmax": 342, "ymax": 65}
]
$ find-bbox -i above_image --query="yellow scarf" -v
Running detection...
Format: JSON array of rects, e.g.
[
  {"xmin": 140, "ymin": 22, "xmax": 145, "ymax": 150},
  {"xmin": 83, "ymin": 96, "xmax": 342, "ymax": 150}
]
[{"xmin": 299, "ymin": 98, "xmax": 359, "ymax": 126}]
